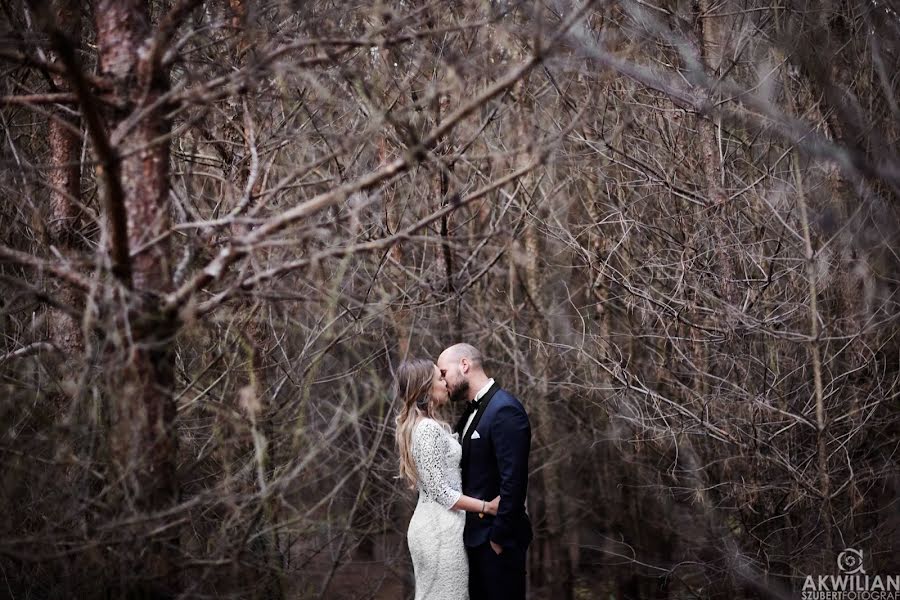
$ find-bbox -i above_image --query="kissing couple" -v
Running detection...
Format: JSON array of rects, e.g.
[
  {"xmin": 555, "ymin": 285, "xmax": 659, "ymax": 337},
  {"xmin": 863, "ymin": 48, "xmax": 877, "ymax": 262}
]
[{"xmin": 395, "ymin": 343, "xmax": 533, "ymax": 600}]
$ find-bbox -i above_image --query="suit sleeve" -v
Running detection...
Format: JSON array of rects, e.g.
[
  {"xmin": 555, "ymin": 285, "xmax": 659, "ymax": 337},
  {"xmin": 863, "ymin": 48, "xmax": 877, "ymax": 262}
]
[{"xmin": 489, "ymin": 401, "xmax": 531, "ymax": 549}]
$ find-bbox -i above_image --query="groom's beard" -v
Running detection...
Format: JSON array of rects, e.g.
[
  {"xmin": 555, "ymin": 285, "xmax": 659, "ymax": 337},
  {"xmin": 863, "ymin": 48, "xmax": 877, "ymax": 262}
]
[{"xmin": 448, "ymin": 379, "xmax": 470, "ymax": 404}]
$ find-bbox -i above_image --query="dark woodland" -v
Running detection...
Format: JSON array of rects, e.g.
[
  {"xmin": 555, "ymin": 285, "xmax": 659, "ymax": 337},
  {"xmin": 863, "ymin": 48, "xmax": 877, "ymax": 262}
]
[{"xmin": 0, "ymin": 0, "xmax": 898, "ymax": 598}]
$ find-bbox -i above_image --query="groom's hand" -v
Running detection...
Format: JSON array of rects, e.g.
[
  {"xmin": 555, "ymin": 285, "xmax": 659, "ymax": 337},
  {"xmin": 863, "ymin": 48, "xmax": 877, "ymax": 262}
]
[{"xmin": 490, "ymin": 540, "xmax": 503, "ymax": 555}]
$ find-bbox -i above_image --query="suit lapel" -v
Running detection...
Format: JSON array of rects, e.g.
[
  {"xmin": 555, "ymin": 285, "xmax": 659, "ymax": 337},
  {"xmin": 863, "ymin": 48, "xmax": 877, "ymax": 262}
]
[{"xmin": 460, "ymin": 382, "xmax": 499, "ymax": 476}]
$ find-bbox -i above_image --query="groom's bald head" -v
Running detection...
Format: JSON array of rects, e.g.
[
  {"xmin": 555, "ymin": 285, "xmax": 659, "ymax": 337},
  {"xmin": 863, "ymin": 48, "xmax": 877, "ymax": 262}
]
[
  {"xmin": 437, "ymin": 343, "xmax": 488, "ymax": 403},
  {"xmin": 440, "ymin": 343, "xmax": 483, "ymax": 368}
]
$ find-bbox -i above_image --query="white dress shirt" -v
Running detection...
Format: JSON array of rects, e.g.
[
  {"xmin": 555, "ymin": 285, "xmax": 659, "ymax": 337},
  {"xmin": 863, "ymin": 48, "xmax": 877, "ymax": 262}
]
[{"xmin": 462, "ymin": 378, "xmax": 495, "ymax": 438}]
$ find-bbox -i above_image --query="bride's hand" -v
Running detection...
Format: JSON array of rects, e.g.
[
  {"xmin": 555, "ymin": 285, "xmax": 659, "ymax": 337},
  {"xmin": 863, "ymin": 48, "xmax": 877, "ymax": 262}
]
[{"xmin": 485, "ymin": 495, "xmax": 500, "ymax": 516}]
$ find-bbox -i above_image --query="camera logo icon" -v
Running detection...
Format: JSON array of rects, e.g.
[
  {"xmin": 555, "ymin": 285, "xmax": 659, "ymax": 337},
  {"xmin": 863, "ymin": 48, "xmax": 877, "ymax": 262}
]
[{"xmin": 837, "ymin": 548, "xmax": 865, "ymax": 574}]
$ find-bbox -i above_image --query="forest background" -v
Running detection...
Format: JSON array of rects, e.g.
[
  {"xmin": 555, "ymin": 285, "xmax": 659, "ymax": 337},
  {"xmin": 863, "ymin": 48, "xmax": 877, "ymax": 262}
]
[{"xmin": 0, "ymin": 0, "xmax": 898, "ymax": 598}]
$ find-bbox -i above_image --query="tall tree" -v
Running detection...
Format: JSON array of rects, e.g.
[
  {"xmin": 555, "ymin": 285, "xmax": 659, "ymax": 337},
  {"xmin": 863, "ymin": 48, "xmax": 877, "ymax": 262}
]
[
  {"xmin": 94, "ymin": 0, "xmax": 178, "ymax": 594},
  {"xmin": 47, "ymin": 0, "xmax": 81, "ymax": 353}
]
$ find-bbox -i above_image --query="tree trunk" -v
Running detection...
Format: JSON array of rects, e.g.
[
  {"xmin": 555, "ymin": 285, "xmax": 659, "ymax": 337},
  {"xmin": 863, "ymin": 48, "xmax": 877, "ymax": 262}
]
[
  {"xmin": 47, "ymin": 0, "xmax": 82, "ymax": 354},
  {"xmin": 95, "ymin": 1, "xmax": 178, "ymax": 595},
  {"xmin": 692, "ymin": 0, "xmax": 726, "ymax": 396},
  {"xmin": 524, "ymin": 217, "xmax": 574, "ymax": 599},
  {"xmin": 692, "ymin": 0, "xmax": 724, "ymax": 206}
]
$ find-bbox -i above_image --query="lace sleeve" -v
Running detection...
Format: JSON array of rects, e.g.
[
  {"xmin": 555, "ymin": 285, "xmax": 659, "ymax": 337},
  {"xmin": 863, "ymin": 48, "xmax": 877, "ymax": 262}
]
[{"xmin": 412, "ymin": 420, "xmax": 463, "ymax": 510}]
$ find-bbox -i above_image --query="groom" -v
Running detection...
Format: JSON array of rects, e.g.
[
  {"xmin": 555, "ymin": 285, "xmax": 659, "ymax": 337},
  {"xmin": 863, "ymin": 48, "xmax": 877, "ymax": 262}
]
[{"xmin": 438, "ymin": 343, "xmax": 532, "ymax": 600}]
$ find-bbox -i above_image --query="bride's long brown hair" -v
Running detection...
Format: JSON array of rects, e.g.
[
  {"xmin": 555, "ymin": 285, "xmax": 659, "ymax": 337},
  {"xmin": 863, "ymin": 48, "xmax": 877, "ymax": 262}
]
[{"xmin": 394, "ymin": 358, "xmax": 449, "ymax": 489}]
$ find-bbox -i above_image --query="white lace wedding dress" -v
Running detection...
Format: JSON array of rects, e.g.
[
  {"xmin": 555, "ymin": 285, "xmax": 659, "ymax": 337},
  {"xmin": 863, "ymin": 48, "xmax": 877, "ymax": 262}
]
[{"xmin": 407, "ymin": 418, "xmax": 468, "ymax": 600}]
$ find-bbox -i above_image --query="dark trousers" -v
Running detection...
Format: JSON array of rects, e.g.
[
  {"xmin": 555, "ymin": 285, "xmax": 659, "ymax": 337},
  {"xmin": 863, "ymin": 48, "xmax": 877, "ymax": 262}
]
[{"xmin": 467, "ymin": 542, "xmax": 527, "ymax": 600}]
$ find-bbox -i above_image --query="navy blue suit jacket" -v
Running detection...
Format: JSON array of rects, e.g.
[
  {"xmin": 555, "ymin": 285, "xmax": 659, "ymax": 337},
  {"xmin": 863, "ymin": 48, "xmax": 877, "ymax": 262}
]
[{"xmin": 454, "ymin": 382, "xmax": 532, "ymax": 551}]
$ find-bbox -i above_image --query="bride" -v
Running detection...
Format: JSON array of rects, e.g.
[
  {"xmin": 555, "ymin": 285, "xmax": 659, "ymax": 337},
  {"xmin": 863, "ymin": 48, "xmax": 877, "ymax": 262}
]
[{"xmin": 395, "ymin": 358, "xmax": 499, "ymax": 600}]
